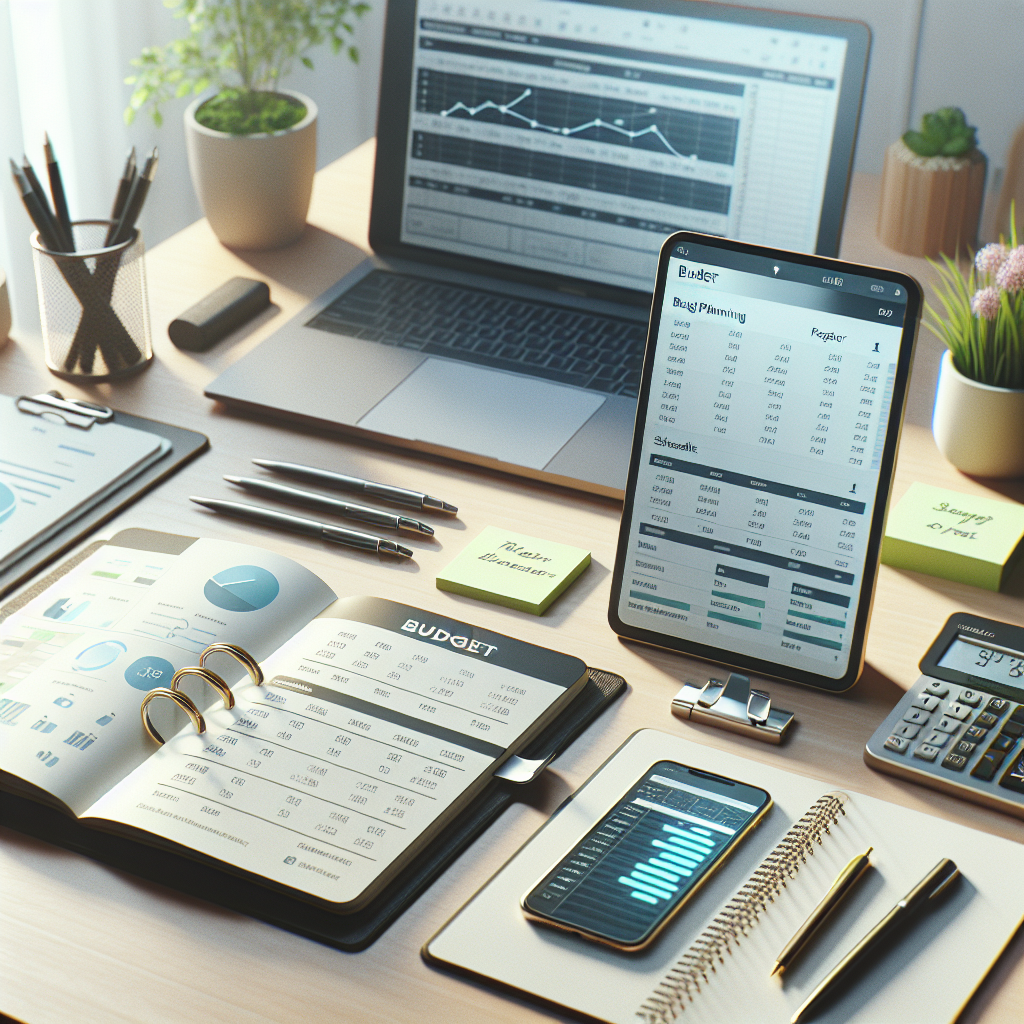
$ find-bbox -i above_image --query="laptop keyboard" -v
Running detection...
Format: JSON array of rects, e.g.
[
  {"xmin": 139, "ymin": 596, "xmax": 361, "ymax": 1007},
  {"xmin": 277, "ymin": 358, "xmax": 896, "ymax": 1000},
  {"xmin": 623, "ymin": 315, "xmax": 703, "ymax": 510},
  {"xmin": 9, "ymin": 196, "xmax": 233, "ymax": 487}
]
[{"xmin": 306, "ymin": 271, "xmax": 646, "ymax": 397}]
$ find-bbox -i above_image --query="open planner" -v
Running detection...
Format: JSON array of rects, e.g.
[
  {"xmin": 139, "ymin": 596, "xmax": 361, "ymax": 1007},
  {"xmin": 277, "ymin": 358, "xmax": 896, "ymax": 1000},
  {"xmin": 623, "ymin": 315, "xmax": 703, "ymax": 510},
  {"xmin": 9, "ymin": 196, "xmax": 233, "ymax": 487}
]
[
  {"xmin": 0, "ymin": 528, "xmax": 591, "ymax": 911},
  {"xmin": 425, "ymin": 730, "xmax": 1024, "ymax": 1023}
]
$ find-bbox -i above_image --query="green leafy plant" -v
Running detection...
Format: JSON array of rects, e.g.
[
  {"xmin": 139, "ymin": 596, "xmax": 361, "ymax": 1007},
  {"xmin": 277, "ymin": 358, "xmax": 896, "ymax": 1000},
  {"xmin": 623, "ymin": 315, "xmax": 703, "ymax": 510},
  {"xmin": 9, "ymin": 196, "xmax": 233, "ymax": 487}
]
[
  {"xmin": 125, "ymin": 0, "xmax": 370, "ymax": 132},
  {"xmin": 926, "ymin": 205, "xmax": 1023, "ymax": 389},
  {"xmin": 903, "ymin": 107, "xmax": 978, "ymax": 158}
]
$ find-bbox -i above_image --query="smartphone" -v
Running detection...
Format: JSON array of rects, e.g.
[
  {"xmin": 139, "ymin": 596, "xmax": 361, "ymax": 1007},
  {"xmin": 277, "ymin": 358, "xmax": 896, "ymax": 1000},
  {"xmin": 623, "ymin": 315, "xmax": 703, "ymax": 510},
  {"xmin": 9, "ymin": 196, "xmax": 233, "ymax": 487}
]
[{"xmin": 521, "ymin": 760, "xmax": 771, "ymax": 950}]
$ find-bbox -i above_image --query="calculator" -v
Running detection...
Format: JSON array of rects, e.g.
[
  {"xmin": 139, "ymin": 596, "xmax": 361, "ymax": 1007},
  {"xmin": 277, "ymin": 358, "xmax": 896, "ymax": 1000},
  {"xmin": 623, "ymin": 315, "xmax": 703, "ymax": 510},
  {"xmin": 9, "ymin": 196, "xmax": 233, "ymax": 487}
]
[{"xmin": 865, "ymin": 613, "xmax": 1024, "ymax": 818}]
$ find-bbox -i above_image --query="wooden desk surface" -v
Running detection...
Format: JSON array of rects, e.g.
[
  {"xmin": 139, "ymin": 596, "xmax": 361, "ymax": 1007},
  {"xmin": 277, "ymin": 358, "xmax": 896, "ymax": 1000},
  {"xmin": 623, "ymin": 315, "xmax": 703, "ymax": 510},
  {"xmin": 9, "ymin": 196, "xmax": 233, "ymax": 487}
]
[{"xmin": 1, "ymin": 140, "xmax": 1022, "ymax": 1024}]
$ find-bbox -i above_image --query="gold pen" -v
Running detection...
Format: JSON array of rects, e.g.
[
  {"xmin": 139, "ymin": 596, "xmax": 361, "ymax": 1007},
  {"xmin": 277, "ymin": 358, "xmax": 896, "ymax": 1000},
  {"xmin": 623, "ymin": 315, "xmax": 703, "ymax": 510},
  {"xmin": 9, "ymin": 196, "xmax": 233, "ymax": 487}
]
[
  {"xmin": 791, "ymin": 858, "xmax": 960, "ymax": 1023},
  {"xmin": 770, "ymin": 847, "xmax": 873, "ymax": 977}
]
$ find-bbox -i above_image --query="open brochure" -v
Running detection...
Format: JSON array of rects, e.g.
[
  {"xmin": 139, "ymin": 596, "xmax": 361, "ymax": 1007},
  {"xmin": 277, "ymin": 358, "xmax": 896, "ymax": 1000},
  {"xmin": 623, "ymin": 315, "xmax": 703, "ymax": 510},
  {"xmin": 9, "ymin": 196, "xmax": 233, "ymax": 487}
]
[{"xmin": 0, "ymin": 530, "xmax": 588, "ymax": 911}]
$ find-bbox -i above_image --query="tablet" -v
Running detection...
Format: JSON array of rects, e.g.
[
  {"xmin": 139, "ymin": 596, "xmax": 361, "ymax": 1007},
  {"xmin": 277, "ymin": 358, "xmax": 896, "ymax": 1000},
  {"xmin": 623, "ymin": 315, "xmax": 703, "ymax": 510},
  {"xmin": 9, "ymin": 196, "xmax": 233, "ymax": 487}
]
[{"xmin": 609, "ymin": 234, "xmax": 921, "ymax": 692}]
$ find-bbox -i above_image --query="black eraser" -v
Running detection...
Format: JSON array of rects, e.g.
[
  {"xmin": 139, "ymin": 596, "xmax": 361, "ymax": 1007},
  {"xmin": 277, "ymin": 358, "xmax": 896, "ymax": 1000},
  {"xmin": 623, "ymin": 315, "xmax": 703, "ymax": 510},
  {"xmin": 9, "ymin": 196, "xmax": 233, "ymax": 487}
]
[{"xmin": 168, "ymin": 276, "xmax": 271, "ymax": 351}]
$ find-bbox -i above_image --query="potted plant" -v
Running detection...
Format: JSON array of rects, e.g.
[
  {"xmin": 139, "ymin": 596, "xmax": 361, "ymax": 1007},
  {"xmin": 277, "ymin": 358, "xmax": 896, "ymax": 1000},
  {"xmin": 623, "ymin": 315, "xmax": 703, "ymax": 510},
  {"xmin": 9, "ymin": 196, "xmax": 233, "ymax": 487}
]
[
  {"xmin": 877, "ymin": 107, "xmax": 987, "ymax": 258},
  {"xmin": 126, "ymin": 0, "xmax": 369, "ymax": 251},
  {"xmin": 928, "ymin": 209, "xmax": 1024, "ymax": 478}
]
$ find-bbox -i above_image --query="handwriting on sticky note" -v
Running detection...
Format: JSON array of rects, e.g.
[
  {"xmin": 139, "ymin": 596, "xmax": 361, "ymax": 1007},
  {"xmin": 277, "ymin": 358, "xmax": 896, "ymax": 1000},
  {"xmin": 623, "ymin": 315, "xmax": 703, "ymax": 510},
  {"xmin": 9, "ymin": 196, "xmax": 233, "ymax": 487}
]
[{"xmin": 478, "ymin": 541, "xmax": 558, "ymax": 578}]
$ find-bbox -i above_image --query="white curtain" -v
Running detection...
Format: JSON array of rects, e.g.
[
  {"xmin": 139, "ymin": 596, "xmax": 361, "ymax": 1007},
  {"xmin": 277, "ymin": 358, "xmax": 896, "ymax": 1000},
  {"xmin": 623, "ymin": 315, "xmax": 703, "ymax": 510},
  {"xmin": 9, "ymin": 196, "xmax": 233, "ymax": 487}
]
[{"xmin": 0, "ymin": 0, "xmax": 384, "ymax": 334}]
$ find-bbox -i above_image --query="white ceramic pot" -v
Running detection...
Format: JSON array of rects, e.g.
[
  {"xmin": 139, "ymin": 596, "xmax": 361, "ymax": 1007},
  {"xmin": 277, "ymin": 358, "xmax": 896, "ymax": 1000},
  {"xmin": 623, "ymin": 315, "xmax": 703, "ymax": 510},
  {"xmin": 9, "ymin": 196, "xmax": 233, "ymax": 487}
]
[
  {"xmin": 184, "ymin": 89, "xmax": 317, "ymax": 251},
  {"xmin": 932, "ymin": 350, "xmax": 1024, "ymax": 478}
]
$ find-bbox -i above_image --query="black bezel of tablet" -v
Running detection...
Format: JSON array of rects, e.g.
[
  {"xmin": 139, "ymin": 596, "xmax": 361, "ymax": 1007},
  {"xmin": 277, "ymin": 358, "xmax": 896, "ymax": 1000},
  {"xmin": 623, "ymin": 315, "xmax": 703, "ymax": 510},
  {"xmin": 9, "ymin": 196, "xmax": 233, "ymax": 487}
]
[
  {"xmin": 608, "ymin": 232, "xmax": 921, "ymax": 693},
  {"xmin": 369, "ymin": 0, "xmax": 871, "ymax": 301}
]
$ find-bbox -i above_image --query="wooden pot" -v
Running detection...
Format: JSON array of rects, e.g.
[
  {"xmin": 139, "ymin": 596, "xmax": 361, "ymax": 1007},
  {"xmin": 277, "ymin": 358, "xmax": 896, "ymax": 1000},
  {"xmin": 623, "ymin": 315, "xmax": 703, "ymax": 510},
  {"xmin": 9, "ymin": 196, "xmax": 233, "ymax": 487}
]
[{"xmin": 876, "ymin": 139, "xmax": 986, "ymax": 258}]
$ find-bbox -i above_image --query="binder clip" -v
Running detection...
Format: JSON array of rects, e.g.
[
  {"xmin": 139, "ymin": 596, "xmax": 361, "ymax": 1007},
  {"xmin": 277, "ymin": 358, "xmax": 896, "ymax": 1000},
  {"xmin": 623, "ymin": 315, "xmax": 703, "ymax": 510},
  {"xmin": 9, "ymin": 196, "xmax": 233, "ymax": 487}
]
[
  {"xmin": 16, "ymin": 390, "xmax": 113, "ymax": 430},
  {"xmin": 671, "ymin": 672, "xmax": 794, "ymax": 744}
]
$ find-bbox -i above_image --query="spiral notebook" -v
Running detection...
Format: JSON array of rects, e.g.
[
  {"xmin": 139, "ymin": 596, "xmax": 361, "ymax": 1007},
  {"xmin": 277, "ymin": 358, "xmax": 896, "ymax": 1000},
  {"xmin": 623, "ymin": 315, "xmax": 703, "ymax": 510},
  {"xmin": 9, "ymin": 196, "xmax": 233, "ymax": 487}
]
[{"xmin": 424, "ymin": 730, "xmax": 1024, "ymax": 1024}]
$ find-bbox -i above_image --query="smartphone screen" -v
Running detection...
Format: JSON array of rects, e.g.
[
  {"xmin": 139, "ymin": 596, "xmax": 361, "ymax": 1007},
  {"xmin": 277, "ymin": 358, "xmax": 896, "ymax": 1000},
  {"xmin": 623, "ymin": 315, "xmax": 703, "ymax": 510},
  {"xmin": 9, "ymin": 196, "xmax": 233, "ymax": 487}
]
[{"xmin": 522, "ymin": 760, "xmax": 771, "ymax": 949}]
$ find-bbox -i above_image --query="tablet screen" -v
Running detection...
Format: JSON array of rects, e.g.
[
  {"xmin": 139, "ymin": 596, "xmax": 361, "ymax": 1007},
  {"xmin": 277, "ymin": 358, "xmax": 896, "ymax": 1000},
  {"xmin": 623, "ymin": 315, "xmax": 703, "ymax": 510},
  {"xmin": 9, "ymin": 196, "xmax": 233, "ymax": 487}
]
[{"xmin": 610, "ymin": 236, "xmax": 919, "ymax": 689}]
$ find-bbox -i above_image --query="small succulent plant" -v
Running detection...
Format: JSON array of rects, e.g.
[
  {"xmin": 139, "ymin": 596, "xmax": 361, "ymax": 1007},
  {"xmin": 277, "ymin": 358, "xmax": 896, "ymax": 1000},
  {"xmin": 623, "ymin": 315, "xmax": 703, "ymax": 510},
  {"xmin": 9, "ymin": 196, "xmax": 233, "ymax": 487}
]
[{"xmin": 903, "ymin": 107, "xmax": 978, "ymax": 158}]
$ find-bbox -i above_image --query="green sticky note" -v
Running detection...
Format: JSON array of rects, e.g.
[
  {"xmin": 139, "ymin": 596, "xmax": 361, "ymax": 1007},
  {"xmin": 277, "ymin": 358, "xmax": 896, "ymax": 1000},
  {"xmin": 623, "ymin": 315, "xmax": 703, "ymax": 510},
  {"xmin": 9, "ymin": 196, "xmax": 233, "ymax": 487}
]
[
  {"xmin": 881, "ymin": 482, "xmax": 1024, "ymax": 591},
  {"xmin": 436, "ymin": 527, "xmax": 591, "ymax": 614}
]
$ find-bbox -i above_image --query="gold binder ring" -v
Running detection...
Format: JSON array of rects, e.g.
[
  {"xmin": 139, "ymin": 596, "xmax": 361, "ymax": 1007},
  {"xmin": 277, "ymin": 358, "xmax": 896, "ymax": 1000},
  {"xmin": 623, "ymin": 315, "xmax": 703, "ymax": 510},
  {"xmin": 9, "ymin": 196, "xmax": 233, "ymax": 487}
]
[
  {"xmin": 170, "ymin": 666, "xmax": 235, "ymax": 711},
  {"xmin": 141, "ymin": 687, "xmax": 206, "ymax": 744},
  {"xmin": 199, "ymin": 643, "xmax": 264, "ymax": 687}
]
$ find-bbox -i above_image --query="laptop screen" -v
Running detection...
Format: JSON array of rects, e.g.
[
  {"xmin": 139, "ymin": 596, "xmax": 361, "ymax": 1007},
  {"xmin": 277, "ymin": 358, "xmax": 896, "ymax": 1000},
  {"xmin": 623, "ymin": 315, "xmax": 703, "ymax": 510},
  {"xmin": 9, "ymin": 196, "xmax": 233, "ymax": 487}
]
[{"xmin": 398, "ymin": 0, "xmax": 864, "ymax": 293}]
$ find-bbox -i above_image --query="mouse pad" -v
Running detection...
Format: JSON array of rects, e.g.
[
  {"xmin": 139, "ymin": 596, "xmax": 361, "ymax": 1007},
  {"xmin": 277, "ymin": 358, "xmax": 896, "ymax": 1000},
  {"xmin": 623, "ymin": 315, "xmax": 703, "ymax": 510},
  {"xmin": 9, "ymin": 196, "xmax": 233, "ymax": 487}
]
[{"xmin": 357, "ymin": 358, "xmax": 605, "ymax": 469}]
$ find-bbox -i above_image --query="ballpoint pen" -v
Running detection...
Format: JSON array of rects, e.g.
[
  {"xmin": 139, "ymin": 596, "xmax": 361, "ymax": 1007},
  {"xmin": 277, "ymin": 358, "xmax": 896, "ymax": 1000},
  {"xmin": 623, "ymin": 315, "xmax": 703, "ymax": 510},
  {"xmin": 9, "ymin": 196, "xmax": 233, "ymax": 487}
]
[
  {"xmin": 109, "ymin": 147, "xmax": 157, "ymax": 247},
  {"xmin": 18, "ymin": 156, "xmax": 66, "ymax": 251},
  {"xmin": 43, "ymin": 133, "xmax": 74, "ymax": 252},
  {"xmin": 224, "ymin": 475, "xmax": 435, "ymax": 535},
  {"xmin": 190, "ymin": 496, "xmax": 414, "ymax": 558},
  {"xmin": 791, "ymin": 858, "xmax": 960, "ymax": 1023},
  {"xmin": 104, "ymin": 146, "xmax": 136, "ymax": 246},
  {"xmin": 252, "ymin": 459, "xmax": 458, "ymax": 514},
  {"xmin": 771, "ymin": 847, "xmax": 873, "ymax": 976}
]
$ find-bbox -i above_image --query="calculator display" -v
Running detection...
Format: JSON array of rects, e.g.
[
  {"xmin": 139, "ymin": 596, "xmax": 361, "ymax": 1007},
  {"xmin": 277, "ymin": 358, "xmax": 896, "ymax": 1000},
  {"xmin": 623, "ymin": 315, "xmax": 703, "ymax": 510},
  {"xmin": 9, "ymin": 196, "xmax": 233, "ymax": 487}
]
[{"xmin": 938, "ymin": 637, "xmax": 1024, "ymax": 689}]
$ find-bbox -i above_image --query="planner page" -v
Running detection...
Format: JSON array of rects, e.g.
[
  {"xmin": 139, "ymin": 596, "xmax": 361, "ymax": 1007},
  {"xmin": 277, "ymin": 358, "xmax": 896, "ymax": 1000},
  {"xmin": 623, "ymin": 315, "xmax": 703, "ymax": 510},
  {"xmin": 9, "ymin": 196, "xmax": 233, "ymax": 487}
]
[
  {"xmin": 0, "ymin": 534, "xmax": 336, "ymax": 813},
  {"xmin": 84, "ymin": 597, "xmax": 587, "ymax": 906}
]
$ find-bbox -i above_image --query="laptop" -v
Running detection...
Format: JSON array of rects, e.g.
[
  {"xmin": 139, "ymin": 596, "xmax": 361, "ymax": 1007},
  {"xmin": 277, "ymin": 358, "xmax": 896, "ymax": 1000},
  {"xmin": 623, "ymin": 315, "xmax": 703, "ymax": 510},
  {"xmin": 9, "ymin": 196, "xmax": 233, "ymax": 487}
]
[{"xmin": 206, "ymin": 0, "xmax": 869, "ymax": 497}]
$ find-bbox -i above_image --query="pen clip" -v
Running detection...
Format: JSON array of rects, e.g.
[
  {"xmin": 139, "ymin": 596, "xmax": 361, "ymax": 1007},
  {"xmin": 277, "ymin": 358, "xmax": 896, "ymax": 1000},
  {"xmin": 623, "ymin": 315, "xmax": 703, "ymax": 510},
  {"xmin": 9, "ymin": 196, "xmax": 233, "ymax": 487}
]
[{"xmin": 17, "ymin": 390, "xmax": 113, "ymax": 429}]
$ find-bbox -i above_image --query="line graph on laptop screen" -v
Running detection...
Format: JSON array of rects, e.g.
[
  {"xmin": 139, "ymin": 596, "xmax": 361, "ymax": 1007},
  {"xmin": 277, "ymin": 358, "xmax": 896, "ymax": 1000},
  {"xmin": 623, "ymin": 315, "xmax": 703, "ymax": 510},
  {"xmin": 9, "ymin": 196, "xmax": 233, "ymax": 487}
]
[{"xmin": 403, "ymin": 1, "xmax": 850, "ymax": 292}]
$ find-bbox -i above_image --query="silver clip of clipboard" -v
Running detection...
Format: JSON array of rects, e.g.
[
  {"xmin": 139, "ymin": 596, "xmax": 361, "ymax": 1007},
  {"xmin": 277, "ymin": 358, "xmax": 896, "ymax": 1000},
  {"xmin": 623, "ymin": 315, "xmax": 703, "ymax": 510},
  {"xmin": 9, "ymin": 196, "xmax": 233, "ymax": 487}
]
[
  {"xmin": 16, "ymin": 391, "xmax": 114, "ymax": 429},
  {"xmin": 672, "ymin": 672, "xmax": 794, "ymax": 744}
]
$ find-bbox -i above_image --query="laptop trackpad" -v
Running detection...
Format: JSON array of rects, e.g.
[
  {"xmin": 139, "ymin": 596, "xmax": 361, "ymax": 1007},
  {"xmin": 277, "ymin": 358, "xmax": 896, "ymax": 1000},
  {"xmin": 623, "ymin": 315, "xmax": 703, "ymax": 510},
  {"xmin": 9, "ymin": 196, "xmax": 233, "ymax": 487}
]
[{"xmin": 356, "ymin": 359, "xmax": 605, "ymax": 470}]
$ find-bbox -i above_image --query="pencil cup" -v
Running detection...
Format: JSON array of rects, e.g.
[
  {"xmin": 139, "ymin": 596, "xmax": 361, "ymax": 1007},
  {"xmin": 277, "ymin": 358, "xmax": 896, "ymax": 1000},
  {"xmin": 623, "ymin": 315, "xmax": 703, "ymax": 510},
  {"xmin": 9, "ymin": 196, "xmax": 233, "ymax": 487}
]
[{"xmin": 31, "ymin": 220, "xmax": 153, "ymax": 381}]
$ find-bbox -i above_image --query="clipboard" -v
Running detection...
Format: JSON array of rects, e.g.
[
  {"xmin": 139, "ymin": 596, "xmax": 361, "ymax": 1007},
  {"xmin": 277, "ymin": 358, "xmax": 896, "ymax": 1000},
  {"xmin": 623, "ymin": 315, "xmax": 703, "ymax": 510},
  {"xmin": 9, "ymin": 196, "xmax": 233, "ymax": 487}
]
[{"xmin": 0, "ymin": 391, "xmax": 209, "ymax": 599}]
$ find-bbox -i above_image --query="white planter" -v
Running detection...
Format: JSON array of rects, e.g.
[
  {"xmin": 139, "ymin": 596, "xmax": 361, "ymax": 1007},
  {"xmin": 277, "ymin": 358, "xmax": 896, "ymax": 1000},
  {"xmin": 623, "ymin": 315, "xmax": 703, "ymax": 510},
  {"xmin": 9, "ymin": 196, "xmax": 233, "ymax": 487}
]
[
  {"xmin": 932, "ymin": 350, "xmax": 1024, "ymax": 478},
  {"xmin": 184, "ymin": 89, "xmax": 317, "ymax": 251}
]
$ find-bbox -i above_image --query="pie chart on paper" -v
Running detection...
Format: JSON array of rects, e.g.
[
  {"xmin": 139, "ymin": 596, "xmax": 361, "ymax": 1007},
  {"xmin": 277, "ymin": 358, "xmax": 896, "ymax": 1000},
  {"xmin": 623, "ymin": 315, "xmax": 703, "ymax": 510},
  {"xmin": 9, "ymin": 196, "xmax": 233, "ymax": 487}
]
[
  {"xmin": 204, "ymin": 565, "xmax": 280, "ymax": 612},
  {"xmin": 0, "ymin": 481, "xmax": 15, "ymax": 525}
]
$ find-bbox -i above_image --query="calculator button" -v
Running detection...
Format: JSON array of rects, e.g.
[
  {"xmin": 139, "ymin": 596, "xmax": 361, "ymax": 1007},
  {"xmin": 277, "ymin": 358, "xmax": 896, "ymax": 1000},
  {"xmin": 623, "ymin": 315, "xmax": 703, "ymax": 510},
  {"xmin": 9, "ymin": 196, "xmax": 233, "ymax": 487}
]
[
  {"xmin": 911, "ymin": 694, "xmax": 941, "ymax": 713},
  {"xmin": 902, "ymin": 708, "xmax": 930, "ymax": 726},
  {"xmin": 971, "ymin": 751, "xmax": 1007, "ymax": 781},
  {"xmin": 954, "ymin": 740, "xmax": 977, "ymax": 756},
  {"xmin": 923, "ymin": 681, "xmax": 950, "ymax": 697},
  {"xmin": 957, "ymin": 689, "xmax": 983, "ymax": 707},
  {"xmin": 999, "ymin": 754, "xmax": 1024, "ymax": 792},
  {"xmin": 986, "ymin": 697, "xmax": 1009, "ymax": 715},
  {"xmin": 964, "ymin": 725, "xmax": 989, "ymax": 742},
  {"xmin": 944, "ymin": 703, "xmax": 972, "ymax": 721},
  {"xmin": 942, "ymin": 753, "xmax": 969, "ymax": 772},
  {"xmin": 990, "ymin": 733, "xmax": 1017, "ymax": 753},
  {"xmin": 1002, "ymin": 720, "xmax": 1024, "ymax": 738},
  {"xmin": 884, "ymin": 735, "xmax": 910, "ymax": 754},
  {"xmin": 934, "ymin": 717, "xmax": 961, "ymax": 735},
  {"xmin": 923, "ymin": 730, "xmax": 949, "ymax": 748},
  {"xmin": 1010, "ymin": 706, "xmax": 1024, "ymax": 725},
  {"xmin": 975, "ymin": 712, "xmax": 1000, "ymax": 729},
  {"xmin": 913, "ymin": 744, "xmax": 940, "ymax": 762},
  {"xmin": 893, "ymin": 723, "xmax": 921, "ymax": 739}
]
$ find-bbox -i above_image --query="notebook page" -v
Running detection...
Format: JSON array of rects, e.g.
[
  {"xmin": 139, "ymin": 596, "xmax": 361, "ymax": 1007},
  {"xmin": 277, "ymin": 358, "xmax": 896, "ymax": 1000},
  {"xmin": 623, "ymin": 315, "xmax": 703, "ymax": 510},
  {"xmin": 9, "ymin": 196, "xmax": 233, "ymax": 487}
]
[{"xmin": 425, "ymin": 730, "xmax": 1024, "ymax": 1024}]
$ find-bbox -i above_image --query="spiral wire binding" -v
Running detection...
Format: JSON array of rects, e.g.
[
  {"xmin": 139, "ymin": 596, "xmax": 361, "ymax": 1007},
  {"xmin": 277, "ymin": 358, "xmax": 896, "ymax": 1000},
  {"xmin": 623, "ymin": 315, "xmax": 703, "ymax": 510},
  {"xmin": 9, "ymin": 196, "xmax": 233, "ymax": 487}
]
[{"xmin": 635, "ymin": 790, "xmax": 849, "ymax": 1024}]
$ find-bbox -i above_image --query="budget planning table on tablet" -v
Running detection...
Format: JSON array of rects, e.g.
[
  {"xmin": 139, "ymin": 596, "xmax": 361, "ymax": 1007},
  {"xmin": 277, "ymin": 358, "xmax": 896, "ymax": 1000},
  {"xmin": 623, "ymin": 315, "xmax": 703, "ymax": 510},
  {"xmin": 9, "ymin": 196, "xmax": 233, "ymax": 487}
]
[{"xmin": 610, "ymin": 234, "xmax": 921, "ymax": 692}]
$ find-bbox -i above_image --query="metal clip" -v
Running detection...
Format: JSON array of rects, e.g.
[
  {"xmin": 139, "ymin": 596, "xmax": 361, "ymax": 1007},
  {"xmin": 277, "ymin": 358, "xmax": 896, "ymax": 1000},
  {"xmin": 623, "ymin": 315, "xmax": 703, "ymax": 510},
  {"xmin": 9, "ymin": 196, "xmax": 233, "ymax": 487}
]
[
  {"xmin": 494, "ymin": 751, "xmax": 556, "ymax": 784},
  {"xmin": 672, "ymin": 672, "xmax": 794, "ymax": 744},
  {"xmin": 16, "ymin": 390, "xmax": 113, "ymax": 430}
]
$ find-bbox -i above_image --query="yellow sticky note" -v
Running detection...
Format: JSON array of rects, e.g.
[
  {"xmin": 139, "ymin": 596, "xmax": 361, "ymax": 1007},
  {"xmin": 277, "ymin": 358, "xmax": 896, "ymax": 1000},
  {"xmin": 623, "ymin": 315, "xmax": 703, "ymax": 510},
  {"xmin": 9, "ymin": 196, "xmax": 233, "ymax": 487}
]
[
  {"xmin": 436, "ymin": 527, "xmax": 591, "ymax": 615},
  {"xmin": 881, "ymin": 483, "xmax": 1024, "ymax": 591}
]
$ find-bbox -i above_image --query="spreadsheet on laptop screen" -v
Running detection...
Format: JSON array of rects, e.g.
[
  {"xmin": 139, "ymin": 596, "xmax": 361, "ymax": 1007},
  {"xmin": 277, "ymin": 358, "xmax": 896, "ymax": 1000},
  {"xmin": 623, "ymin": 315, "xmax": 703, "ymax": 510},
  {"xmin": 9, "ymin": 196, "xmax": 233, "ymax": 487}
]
[{"xmin": 401, "ymin": 0, "xmax": 851, "ymax": 291}]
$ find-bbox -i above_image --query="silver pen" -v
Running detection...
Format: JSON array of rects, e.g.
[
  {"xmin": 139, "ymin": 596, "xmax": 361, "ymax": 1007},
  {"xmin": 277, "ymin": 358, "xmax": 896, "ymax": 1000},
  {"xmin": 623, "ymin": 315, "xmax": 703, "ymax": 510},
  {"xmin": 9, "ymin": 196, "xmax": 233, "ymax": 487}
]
[
  {"xmin": 252, "ymin": 459, "xmax": 458, "ymax": 514},
  {"xmin": 190, "ymin": 497, "xmax": 414, "ymax": 558},
  {"xmin": 224, "ymin": 475, "xmax": 434, "ymax": 535}
]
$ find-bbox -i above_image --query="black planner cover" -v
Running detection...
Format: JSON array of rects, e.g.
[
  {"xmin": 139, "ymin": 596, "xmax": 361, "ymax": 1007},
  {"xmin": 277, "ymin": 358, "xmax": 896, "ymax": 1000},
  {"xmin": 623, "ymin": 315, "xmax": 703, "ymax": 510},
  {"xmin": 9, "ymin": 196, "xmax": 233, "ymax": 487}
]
[
  {"xmin": 0, "ymin": 667, "xmax": 624, "ymax": 950},
  {"xmin": 0, "ymin": 406, "xmax": 209, "ymax": 599}
]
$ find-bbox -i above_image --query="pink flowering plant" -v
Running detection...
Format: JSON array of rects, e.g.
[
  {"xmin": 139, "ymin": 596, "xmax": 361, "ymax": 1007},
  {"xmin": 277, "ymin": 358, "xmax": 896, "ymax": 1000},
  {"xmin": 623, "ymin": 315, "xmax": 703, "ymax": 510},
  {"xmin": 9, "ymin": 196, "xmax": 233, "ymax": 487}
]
[{"xmin": 926, "ymin": 205, "xmax": 1023, "ymax": 389}]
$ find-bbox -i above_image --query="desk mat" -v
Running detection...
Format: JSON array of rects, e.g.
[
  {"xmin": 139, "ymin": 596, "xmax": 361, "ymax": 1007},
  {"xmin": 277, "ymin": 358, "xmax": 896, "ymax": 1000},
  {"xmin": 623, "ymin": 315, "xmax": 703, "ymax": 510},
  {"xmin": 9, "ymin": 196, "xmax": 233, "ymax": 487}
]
[
  {"xmin": 0, "ymin": 408, "xmax": 209, "ymax": 600},
  {"xmin": 0, "ymin": 667, "xmax": 625, "ymax": 951}
]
